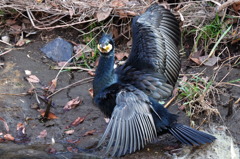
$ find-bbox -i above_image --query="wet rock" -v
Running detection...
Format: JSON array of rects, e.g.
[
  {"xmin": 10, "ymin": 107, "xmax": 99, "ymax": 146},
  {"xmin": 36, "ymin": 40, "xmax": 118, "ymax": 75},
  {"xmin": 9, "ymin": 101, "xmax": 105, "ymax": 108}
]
[{"xmin": 41, "ymin": 37, "xmax": 73, "ymax": 62}]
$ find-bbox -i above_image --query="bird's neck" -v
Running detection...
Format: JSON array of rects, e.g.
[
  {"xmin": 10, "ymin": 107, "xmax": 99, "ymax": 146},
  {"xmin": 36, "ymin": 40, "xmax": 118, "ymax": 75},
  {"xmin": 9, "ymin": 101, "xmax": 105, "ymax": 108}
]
[{"xmin": 93, "ymin": 54, "xmax": 115, "ymax": 96}]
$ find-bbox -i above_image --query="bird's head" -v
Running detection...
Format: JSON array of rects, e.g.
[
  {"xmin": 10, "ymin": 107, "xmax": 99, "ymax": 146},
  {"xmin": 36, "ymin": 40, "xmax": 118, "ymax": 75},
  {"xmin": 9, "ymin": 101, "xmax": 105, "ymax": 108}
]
[{"xmin": 97, "ymin": 34, "xmax": 114, "ymax": 55}]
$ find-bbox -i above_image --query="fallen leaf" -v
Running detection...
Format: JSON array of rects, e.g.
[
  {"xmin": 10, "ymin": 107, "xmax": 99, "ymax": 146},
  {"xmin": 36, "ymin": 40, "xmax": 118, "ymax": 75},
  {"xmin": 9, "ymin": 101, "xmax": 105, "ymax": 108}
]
[
  {"xmin": 110, "ymin": 0, "xmax": 126, "ymax": 7},
  {"xmin": 88, "ymin": 88, "xmax": 94, "ymax": 98},
  {"xmin": 66, "ymin": 139, "xmax": 80, "ymax": 144},
  {"xmin": 26, "ymin": 75, "xmax": 40, "ymax": 83},
  {"xmin": 96, "ymin": 7, "xmax": 113, "ymax": 22},
  {"xmin": 38, "ymin": 130, "xmax": 47, "ymax": 138},
  {"xmin": 117, "ymin": 10, "xmax": 137, "ymax": 18},
  {"xmin": 4, "ymin": 134, "xmax": 14, "ymax": 141},
  {"xmin": 48, "ymin": 79, "xmax": 57, "ymax": 93},
  {"xmin": 48, "ymin": 147, "xmax": 56, "ymax": 154},
  {"xmin": 70, "ymin": 117, "xmax": 85, "ymax": 127},
  {"xmin": 115, "ymin": 52, "xmax": 129, "ymax": 61},
  {"xmin": 178, "ymin": 105, "xmax": 185, "ymax": 111},
  {"xmin": 65, "ymin": 129, "xmax": 74, "ymax": 135},
  {"xmin": 16, "ymin": 123, "xmax": 25, "ymax": 134},
  {"xmin": 5, "ymin": 19, "xmax": 16, "ymax": 25},
  {"xmin": 83, "ymin": 129, "xmax": 96, "ymax": 136},
  {"xmin": 16, "ymin": 39, "xmax": 31, "ymax": 47},
  {"xmin": 190, "ymin": 57, "xmax": 201, "ymax": 65},
  {"xmin": 199, "ymin": 55, "xmax": 221, "ymax": 66},
  {"xmin": 233, "ymin": 2, "xmax": 240, "ymax": 12},
  {"xmin": 87, "ymin": 70, "xmax": 95, "ymax": 76},
  {"xmin": 38, "ymin": 109, "xmax": 59, "ymax": 119},
  {"xmin": 189, "ymin": 51, "xmax": 203, "ymax": 65},
  {"xmin": 63, "ymin": 97, "xmax": 82, "ymax": 110},
  {"xmin": 0, "ymin": 117, "xmax": 9, "ymax": 132},
  {"xmin": 67, "ymin": 146, "xmax": 78, "ymax": 153},
  {"xmin": 10, "ymin": 25, "xmax": 22, "ymax": 35},
  {"xmin": 0, "ymin": 138, "xmax": 4, "ymax": 143}
]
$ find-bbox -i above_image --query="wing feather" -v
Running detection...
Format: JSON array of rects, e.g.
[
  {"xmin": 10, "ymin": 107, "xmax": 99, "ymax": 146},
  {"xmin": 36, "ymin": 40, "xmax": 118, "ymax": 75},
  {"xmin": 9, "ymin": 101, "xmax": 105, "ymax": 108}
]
[
  {"xmin": 97, "ymin": 88, "xmax": 157, "ymax": 157},
  {"xmin": 123, "ymin": 4, "xmax": 181, "ymax": 86}
]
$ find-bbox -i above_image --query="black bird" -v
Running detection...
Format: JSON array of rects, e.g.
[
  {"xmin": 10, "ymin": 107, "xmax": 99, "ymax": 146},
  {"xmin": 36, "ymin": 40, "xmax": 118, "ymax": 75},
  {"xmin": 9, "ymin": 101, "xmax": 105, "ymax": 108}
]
[{"xmin": 93, "ymin": 3, "xmax": 216, "ymax": 157}]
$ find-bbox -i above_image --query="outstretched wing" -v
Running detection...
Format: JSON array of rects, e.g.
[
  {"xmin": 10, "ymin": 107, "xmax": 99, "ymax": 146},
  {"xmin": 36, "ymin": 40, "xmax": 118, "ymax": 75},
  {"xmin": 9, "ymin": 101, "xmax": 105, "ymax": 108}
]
[
  {"xmin": 117, "ymin": 66, "xmax": 173, "ymax": 101},
  {"xmin": 124, "ymin": 4, "xmax": 181, "ymax": 86},
  {"xmin": 97, "ymin": 86, "xmax": 157, "ymax": 157}
]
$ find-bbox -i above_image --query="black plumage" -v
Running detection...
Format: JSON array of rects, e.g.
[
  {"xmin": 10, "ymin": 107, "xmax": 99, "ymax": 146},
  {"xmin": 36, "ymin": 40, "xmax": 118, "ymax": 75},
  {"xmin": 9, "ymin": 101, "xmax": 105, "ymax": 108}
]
[{"xmin": 93, "ymin": 3, "xmax": 216, "ymax": 157}]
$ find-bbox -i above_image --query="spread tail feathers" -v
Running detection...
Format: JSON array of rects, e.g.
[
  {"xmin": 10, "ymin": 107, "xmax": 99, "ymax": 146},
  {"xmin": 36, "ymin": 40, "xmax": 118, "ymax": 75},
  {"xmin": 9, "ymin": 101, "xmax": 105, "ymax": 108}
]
[{"xmin": 169, "ymin": 123, "xmax": 216, "ymax": 146}]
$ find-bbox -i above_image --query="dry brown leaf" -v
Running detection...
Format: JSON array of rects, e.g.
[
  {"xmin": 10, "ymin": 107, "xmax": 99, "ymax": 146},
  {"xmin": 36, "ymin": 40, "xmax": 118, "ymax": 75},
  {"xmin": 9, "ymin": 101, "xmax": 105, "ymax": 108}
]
[
  {"xmin": 70, "ymin": 117, "xmax": 85, "ymax": 127},
  {"xmin": 118, "ymin": 10, "xmax": 137, "ymax": 18},
  {"xmin": 10, "ymin": 25, "xmax": 22, "ymax": 34},
  {"xmin": 96, "ymin": 7, "xmax": 113, "ymax": 22},
  {"xmin": 87, "ymin": 70, "xmax": 95, "ymax": 76},
  {"xmin": 63, "ymin": 97, "xmax": 82, "ymax": 110},
  {"xmin": 67, "ymin": 146, "xmax": 78, "ymax": 153},
  {"xmin": 65, "ymin": 129, "xmax": 74, "ymax": 135},
  {"xmin": 16, "ymin": 39, "xmax": 30, "ymax": 47},
  {"xmin": 115, "ymin": 52, "xmax": 129, "ymax": 61},
  {"xmin": 190, "ymin": 57, "xmax": 201, "ymax": 65},
  {"xmin": 26, "ymin": 75, "xmax": 40, "ymax": 83},
  {"xmin": 4, "ymin": 134, "xmax": 14, "ymax": 141},
  {"xmin": 233, "ymin": 2, "xmax": 240, "ymax": 12},
  {"xmin": 0, "ymin": 137, "xmax": 4, "ymax": 143},
  {"xmin": 16, "ymin": 123, "xmax": 25, "ymax": 134},
  {"xmin": 83, "ymin": 129, "xmax": 96, "ymax": 136},
  {"xmin": 38, "ymin": 109, "xmax": 59, "ymax": 119},
  {"xmin": 0, "ymin": 117, "xmax": 9, "ymax": 132},
  {"xmin": 5, "ymin": 19, "xmax": 16, "ymax": 25},
  {"xmin": 110, "ymin": 0, "xmax": 126, "ymax": 7},
  {"xmin": 189, "ymin": 51, "xmax": 203, "ymax": 65},
  {"xmin": 38, "ymin": 129, "xmax": 47, "ymax": 138},
  {"xmin": 199, "ymin": 55, "xmax": 221, "ymax": 66},
  {"xmin": 88, "ymin": 88, "xmax": 94, "ymax": 98},
  {"xmin": 48, "ymin": 79, "xmax": 57, "ymax": 93}
]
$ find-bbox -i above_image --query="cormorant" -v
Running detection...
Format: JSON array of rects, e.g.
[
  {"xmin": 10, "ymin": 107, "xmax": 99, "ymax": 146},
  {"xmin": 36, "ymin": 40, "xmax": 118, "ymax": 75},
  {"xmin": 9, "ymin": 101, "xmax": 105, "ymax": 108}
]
[{"xmin": 93, "ymin": 3, "xmax": 216, "ymax": 157}]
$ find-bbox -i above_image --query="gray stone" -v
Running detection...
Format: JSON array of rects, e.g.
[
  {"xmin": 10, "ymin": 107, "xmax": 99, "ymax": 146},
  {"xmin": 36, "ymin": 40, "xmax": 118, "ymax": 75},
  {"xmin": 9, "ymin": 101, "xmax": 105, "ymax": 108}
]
[{"xmin": 41, "ymin": 37, "xmax": 73, "ymax": 62}]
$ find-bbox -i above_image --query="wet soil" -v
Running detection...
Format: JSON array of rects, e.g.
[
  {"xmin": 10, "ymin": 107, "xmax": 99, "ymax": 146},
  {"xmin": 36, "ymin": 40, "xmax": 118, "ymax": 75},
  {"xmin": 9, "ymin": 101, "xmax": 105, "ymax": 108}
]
[{"xmin": 0, "ymin": 31, "xmax": 239, "ymax": 159}]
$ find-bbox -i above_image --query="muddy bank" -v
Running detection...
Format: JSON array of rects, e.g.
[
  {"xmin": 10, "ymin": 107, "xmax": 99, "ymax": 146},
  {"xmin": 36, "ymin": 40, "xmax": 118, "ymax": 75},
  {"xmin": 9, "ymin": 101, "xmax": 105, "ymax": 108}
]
[{"xmin": 0, "ymin": 38, "xmax": 239, "ymax": 159}]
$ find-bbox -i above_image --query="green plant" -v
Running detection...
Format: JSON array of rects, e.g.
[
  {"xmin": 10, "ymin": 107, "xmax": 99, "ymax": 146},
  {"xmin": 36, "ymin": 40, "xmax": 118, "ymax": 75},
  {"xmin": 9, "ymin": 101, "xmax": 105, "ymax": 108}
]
[
  {"xmin": 192, "ymin": 15, "xmax": 223, "ymax": 53},
  {"xmin": 178, "ymin": 75, "xmax": 219, "ymax": 121}
]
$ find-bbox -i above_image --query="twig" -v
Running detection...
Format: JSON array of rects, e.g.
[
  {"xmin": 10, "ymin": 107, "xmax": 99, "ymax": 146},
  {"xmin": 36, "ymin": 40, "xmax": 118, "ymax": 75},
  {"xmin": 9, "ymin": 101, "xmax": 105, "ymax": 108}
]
[
  {"xmin": 52, "ymin": 66, "xmax": 95, "ymax": 72},
  {"xmin": 216, "ymin": 0, "xmax": 240, "ymax": 12},
  {"xmin": 235, "ymin": 98, "xmax": 240, "ymax": 104},
  {"xmin": 47, "ymin": 77, "xmax": 94, "ymax": 99},
  {"xmin": 28, "ymin": 81, "xmax": 41, "ymax": 104},
  {"xmin": 164, "ymin": 93, "xmax": 178, "ymax": 108},
  {"xmin": 0, "ymin": 49, "xmax": 13, "ymax": 56},
  {"xmin": 0, "ymin": 93, "xmax": 28, "ymax": 96},
  {"xmin": 26, "ymin": 8, "xmax": 97, "ymax": 30},
  {"xmin": 0, "ymin": 40, "xmax": 12, "ymax": 46}
]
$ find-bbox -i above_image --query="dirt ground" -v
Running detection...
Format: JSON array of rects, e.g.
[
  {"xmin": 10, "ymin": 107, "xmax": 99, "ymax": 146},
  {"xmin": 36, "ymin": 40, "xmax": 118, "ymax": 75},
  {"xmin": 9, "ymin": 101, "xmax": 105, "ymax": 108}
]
[{"xmin": 0, "ymin": 28, "xmax": 239, "ymax": 159}]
